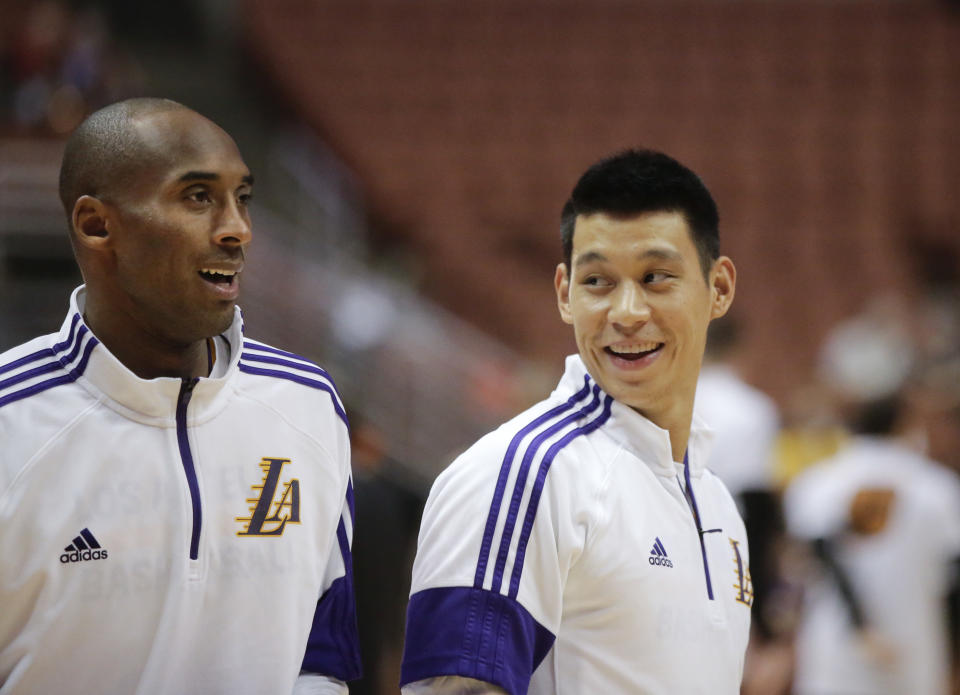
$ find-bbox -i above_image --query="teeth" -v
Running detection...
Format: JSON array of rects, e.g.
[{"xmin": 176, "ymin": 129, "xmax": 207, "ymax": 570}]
[
  {"xmin": 610, "ymin": 343, "xmax": 659, "ymax": 354},
  {"xmin": 200, "ymin": 268, "xmax": 237, "ymax": 277}
]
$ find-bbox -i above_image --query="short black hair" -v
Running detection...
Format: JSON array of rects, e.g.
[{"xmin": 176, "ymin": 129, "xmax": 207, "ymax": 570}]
[
  {"xmin": 58, "ymin": 97, "xmax": 187, "ymax": 221},
  {"xmin": 560, "ymin": 149, "xmax": 720, "ymax": 277}
]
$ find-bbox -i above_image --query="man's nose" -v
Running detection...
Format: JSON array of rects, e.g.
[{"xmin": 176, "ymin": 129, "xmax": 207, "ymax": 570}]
[
  {"xmin": 214, "ymin": 198, "xmax": 252, "ymax": 247},
  {"xmin": 609, "ymin": 282, "xmax": 650, "ymax": 329}
]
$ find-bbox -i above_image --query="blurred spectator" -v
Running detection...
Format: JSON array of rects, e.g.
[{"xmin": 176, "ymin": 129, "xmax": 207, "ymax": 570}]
[
  {"xmin": 695, "ymin": 317, "xmax": 780, "ymax": 497},
  {"xmin": 784, "ymin": 304, "xmax": 960, "ymax": 695},
  {"xmin": 349, "ymin": 409, "xmax": 426, "ymax": 695},
  {"xmin": 1, "ymin": 1, "xmax": 142, "ymax": 136},
  {"xmin": 900, "ymin": 232, "xmax": 960, "ymax": 475},
  {"xmin": 694, "ymin": 317, "xmax": 794, "ymax": 694}
]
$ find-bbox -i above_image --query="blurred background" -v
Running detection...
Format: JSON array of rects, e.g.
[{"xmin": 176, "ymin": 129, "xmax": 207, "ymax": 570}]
[{"xmin": 2, "ymin": 0, "xmax": 959, "ymax": 693}]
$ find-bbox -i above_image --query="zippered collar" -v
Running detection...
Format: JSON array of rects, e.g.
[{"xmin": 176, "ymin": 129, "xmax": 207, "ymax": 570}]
[
  {"xmin": 57, "ymin": 285, "xmax": 244, "ymax": 422},
  {"xmin": 553, "ymin": 354, "xmax": 715, "ymax": 479}
]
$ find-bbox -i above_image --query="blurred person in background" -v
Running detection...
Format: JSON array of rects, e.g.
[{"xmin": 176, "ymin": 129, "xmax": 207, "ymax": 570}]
[
  {"xmin": 784, "ymin": 300, "xmax": 960, "ymax": 695},
  {"xmin": 0, "ymin": 98, "xmax": 360, "ymax": 694},
  {"xmin": 694, "ymin": 316, "xmax": 794, "ymax": 694},
  {"xmin": 400, "ymin": 149, "xmax": 750, "ymax": 694},
  {"xmin": 349, "ymin": 409, "xmax": 425, "ymax": 695},
  {"xmin": 899, "ymin": 233, "xmax": 960, "ymax": 477},
  {"xmin": 0, "ymin": 1, "xmax": 142, "ymax": 135}
]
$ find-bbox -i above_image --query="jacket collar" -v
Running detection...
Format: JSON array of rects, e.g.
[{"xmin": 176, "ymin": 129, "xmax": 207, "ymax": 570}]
[
  {"xmin": 554, "ymin": 354, "xmax": 714, "ymax": 479},
  {"xmin": 58, "ymin": 285, "xmax": 244, "ymax": 422}
]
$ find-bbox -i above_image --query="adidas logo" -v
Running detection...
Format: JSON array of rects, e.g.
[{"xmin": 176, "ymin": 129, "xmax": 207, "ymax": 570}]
[
  {"xmin": 648, "ymin": 537, "xmax": 673, "ymax": 568},
  {"xmin": 59, "ymin": 528, "xmax": 108, "ymax": 564}
]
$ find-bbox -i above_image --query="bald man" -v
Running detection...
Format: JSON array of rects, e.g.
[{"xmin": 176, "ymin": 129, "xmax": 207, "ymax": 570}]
[{"xmin": 0, "ymin": 99, "xmax": 361, "ymax": 694}]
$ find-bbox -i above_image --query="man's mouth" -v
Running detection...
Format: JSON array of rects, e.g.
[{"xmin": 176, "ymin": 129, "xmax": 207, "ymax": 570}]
[
  {"xmin": 198, "ymin": 268, "xmax": 238, "ymax": 285},
  {"xmin": 605, "ymin": 343, "xmax": 663, "ymax": 361}
]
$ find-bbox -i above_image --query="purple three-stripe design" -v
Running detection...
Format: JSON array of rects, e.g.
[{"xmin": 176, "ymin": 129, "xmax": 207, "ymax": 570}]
[
  {"xmin": 0, "ymin": 314, "xmax": 98, "ymax": 409},
  {"xmin": 239, "ymin": 341, "xmax": 347, "ymax": 426},
  {"xmin": 489, "ymin": 385, "xmax": 604, "ymax": 594},
  {"xmin": 508, "ymin": 393, "xmax": 613, "ymax": 598},
  {"xmin": 472, "ymin": 375, "xmax": 593, "ymax": 589},
  {"xmin": 473, "ymin": 374, "xmax": 614, "ymax": 599}
]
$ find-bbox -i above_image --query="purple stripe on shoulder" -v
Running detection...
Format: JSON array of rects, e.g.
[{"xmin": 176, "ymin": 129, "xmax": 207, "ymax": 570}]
[
  {"xmin": 0, "ymin": 313, "xmax": 82, "ymax": 378},
  {"xmin": 240, "ymin": 352, "xmax": 336, "ymax": 385},
  {"xmin": 69, "ymin": 334, "xmax": 98, "ymax": 377},
  {"xmin": 0, "ymin": 348, "xmax": 55, "ymax": 377},
  {"xmin": 0, "ymin": 360, "xmax": 60, "ymax": 392},
  {"xmin": 242, "ymin": 340, "xmax": 310, "ymax": 363},
  {"xmin": 508, "ymin": 395, "xmax": 613, "ymax": 598},
  {"xmin": 238, "ymin": 363, "xmax": 348, "ymax": 426},
  {"xmin": 489, "ymin": 385, "xmax": 602, "ymax": 594},
  {"xmin": 55, "ymin": 325, "xmax": 90, "ymax": 368},
  {"xmin": 0, "ymin": 329, "xmax": 96, "ymax": 409},
  {"xmin": 0, "ymin": 373, "xmax": 76, "ymax": 409},
  {"xmin": 473, "ymin": 375, "xmax": 592, "ymax": 589},
  {"xmin": 52, "ymin": 313, "xmax": 83, "ymax": 352}
]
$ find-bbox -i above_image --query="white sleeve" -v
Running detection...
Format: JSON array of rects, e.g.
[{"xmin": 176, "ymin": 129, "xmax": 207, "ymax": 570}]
[
  {"xmin": 299, "ymin": 423, "xmax": 362, "ymax": 681},
  {"xmin": 293, "ymin": 673, "xmax": 349, "ymax": 694},
  {"xmin": 401, "ymin": 675, "xmax": 509, "ymax": 694},
  {"xmin": 400, "ymin": 408, "xmax": 598, "ymax": 695}
]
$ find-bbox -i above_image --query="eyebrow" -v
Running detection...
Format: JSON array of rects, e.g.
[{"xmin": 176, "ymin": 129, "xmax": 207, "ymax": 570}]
[
  {"xmin": 177, "ymin": 171, "xmax": 255, "ymax": 186},
  {"xmin": 574, "ymin": 247, "xmax": 682, "ymax": 268}
]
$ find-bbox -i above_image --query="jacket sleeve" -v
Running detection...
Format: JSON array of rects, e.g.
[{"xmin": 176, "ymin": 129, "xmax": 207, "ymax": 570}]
[
  {"xmin": 400, "ymin": 433, "xmax": 580, "ymax": 695},
  {"xmin": 300, "ymin": 442, "xmax": 363, "ymax": 681}
]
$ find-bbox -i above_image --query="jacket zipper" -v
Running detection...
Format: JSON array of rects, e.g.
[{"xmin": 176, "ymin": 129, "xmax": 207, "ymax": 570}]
[
  {"xmin": 176, "ymin": 378, "xmax": 202, "ymax": 561},
  {"xmin": 681, "ymin": 453, "xmax": 715, "ymax": 600}
]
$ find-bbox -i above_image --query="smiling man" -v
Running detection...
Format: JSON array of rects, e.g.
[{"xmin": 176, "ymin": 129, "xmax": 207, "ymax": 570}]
[
  {"xmin": 400, "ymin": 150, "xmax": 749, "ymax": 694},
  {"xmin": 0, "ymin": 99, "xmax": 360, "ymax": 694}
]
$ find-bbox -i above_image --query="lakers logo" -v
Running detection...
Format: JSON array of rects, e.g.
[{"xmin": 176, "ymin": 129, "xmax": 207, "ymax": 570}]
[
  {"xmin": 237, "ymin": 457, "xmax": 301, "ymax": 536},
  {"xmin": 729, "ymin": 538, "xmax": 754, "ymax": 607}
]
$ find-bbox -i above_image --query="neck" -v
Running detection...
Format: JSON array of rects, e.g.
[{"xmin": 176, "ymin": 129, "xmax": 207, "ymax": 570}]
[
  {"xmin": 83, "ymin": 302, "xmax": 210, "ymax": 381},
  {"xmin": 636, "ymin": 397, "xmax": 694, "ymax": 464},
  {"xmin": 669, "ymin": 425, "xmax": 691, "ymax": 465}
]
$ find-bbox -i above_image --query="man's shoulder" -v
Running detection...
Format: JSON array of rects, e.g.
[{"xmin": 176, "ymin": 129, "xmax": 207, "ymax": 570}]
[
  {"xmin": 0, "ymin": 331, "xmax": 79, "ymax": 415},
  {"xmin": 453, "ymin": 393, "xmax": 574, "ymax": 463},
  {"xmin": 234, "ymin": 337, "xmax": 347, "ymax": 427},
  {"xmin": 435, "ymin": 387, "xmax": 606, "ymax": 496},
  {"xmin": 0, "ymin": 332, "xmax": 57, "ymax": 368},
  {"xmin": 0, "ymin": 332, "xmax": 93, "ymax": 494}
]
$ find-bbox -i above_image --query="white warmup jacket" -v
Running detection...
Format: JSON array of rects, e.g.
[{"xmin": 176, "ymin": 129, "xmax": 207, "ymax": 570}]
[
  {"xmin": 0, "ymin": 287, "xmax": 361, "ymax": 694},
  {"xmin": 401, "ymin": 355, "xmax": 752, "ymax": 695}
]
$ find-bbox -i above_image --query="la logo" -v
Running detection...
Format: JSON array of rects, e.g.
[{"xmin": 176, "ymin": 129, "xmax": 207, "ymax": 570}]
[
  {"xmin": 237, "ymin": 457, "xmax": 301, "ymax": 536},
  {"xmin": 729, "ymin": 538, "xmax": 754, "ymax": 607}
]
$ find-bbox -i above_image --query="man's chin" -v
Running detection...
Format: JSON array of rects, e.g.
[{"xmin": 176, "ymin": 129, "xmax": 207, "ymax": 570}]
[
  {"xmin": 212, "ymin": 307, "xmax": 236, "ymax": 334},
  {"xmin": 181, "ymin": 309, "xmax": 236, "ymax": 344}
]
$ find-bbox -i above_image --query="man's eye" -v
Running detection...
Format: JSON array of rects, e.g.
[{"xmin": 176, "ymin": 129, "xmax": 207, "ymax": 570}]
[
  {"xmin": 237, "ymin": 192, "xmax": 253, "ymax": 206},
  {"xmin": 187, "ymin": 189, "xmax": 211, "ymax": 203},
  {"xmin": 644, "ymin": 272, "xmax": 671, "ymax": 283},
  {"xmin": 583, "ymin": 276, "xmax": 610, "ymax": 287}
]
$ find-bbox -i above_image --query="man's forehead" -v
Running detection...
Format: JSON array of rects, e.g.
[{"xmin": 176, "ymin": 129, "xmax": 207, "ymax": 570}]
[
  {"xmin": 130, "ymin": 110, "xmax": 248, "ymax": 178},
  {"xmin": 573, "ymin": 211, "xmax": 693, "ymax": 250}
]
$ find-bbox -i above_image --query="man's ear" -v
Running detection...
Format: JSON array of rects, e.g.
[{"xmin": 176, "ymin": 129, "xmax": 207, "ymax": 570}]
[
  {"xmin": 71, "ymin": 195, "xmax": 112, "ymax": 251},
  {"xmin": 555, "ymin": 263, "xmax": 574, "ymax": 325},
  {"xmin": 709, "ymin": 256, "xmax": 736, "ymax": 319}
]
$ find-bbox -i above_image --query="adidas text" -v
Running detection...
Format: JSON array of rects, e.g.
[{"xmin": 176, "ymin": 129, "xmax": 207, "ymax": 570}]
[
  {"xmin": 648, "ymin": 555, "xmax": 673, "ymax": 568},
  {"xmin": 60, "ymin": 549, "xmax": 108, "ymax": 564}
]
